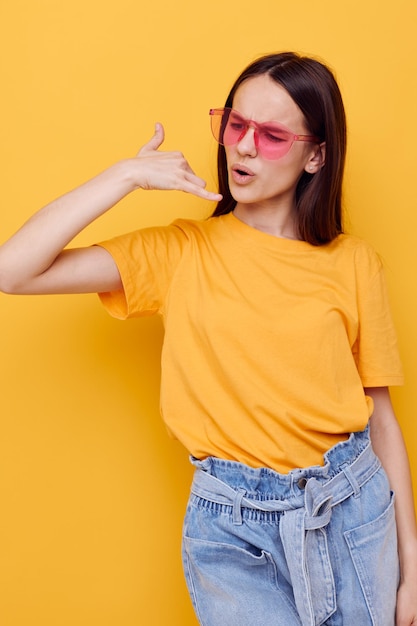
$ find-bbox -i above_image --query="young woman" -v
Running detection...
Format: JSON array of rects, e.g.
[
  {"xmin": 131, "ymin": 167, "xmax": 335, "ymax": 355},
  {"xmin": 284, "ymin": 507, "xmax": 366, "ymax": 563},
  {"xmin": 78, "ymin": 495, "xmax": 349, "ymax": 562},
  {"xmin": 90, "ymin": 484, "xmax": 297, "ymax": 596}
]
[{"xmin": 0, "ymin": 52, "xmax": 416, "ymax": 625}]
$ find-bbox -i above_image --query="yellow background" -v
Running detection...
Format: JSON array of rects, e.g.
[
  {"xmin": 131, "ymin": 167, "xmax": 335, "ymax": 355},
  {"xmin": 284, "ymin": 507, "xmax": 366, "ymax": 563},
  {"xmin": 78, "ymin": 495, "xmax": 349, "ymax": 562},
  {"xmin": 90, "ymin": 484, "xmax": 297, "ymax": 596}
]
[{"xmin": 0, "ymin": 1, "xmax": 416, "ymax": 624}]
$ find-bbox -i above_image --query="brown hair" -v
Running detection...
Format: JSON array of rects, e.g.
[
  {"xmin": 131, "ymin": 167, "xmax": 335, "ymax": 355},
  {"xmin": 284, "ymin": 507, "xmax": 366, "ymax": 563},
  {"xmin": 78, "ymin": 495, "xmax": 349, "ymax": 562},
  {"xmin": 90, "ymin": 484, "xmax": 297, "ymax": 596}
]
[{"xmin": 211, "ymin": 52, "xmax": 347, "ymax": 245}]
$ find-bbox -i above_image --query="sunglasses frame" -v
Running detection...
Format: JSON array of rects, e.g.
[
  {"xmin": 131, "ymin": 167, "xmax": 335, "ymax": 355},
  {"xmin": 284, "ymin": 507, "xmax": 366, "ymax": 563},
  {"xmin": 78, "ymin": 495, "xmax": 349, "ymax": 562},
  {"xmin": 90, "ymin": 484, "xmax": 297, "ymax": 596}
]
[{"xmin": 209, "ymin": 107, "xmax": 321, "ymax": 160}]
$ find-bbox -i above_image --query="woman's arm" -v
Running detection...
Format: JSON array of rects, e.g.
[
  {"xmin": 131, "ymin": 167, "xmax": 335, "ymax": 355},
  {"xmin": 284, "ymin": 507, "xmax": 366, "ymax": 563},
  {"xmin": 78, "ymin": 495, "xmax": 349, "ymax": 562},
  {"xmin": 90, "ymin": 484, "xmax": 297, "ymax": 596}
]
[
  {"xmin": 0, "ymin": 123, "xmax": 221, "ymax": 295},
  {"xmin": 366, "ymin": 386, "xmax": 417, "ymax": 626}
]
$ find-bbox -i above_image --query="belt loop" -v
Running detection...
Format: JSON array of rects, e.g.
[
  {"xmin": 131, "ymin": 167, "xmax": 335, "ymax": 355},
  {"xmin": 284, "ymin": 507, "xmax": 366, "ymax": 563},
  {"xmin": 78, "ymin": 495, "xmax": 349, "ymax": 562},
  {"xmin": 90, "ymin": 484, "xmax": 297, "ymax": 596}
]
[
  {"xmin": 233, "ymin": 488, "xmax": 247, "ymax": 525},
  {"xmin": 341, "ymin": 463, "xmax": 361, "ymax": 498}
]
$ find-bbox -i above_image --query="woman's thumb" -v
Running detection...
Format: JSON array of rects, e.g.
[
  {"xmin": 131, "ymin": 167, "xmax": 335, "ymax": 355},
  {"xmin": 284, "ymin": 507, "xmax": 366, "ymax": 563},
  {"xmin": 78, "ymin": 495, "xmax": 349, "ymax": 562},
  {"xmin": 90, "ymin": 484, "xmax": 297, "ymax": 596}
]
[{"xmin": 137, "ymin": 123, "xmax": 165, "ymax": 155}]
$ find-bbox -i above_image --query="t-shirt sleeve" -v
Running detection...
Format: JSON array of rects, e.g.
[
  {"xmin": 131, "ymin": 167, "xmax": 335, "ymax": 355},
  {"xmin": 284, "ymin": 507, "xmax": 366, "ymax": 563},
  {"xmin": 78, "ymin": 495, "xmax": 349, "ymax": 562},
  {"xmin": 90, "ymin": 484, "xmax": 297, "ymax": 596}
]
[
  {"xmin": 352, "ymin": 244, "xmax": 404, "ymax": 387},
  {"xmin": 95, "ymin": 222, "xmax": 189, "ymax": 319}
]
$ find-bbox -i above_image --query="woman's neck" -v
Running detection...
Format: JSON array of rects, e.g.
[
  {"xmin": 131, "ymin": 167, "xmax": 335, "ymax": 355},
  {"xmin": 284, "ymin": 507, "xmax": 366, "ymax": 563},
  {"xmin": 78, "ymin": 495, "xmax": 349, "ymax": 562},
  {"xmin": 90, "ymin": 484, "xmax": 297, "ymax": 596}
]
[{"xmin": 233, "ymin": 203, "xmax": 299, "ymax": 240}]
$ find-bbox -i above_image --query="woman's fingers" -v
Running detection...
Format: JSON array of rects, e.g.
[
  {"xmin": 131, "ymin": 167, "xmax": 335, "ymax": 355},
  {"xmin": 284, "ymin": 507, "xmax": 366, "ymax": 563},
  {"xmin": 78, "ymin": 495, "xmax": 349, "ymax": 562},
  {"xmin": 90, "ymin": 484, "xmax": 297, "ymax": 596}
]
[
  {"xmin": 181, "ymin": 177, "xmax": 223, "ymax": 202},
  {"xmin": 159, "ymin": 162, "xmax": 222, "ymax": 201},
  {"xmin": 133, "ymin": 124, "xmax": 222, "ymax": 202}
]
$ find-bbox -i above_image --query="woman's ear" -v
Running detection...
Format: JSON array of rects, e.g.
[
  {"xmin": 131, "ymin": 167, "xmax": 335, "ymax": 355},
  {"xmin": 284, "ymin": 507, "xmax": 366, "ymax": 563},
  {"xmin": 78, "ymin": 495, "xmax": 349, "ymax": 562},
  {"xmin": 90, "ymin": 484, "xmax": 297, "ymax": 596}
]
[{"xmin": 305, "ymin": 141, "xmax": 326, "ymax": 174}]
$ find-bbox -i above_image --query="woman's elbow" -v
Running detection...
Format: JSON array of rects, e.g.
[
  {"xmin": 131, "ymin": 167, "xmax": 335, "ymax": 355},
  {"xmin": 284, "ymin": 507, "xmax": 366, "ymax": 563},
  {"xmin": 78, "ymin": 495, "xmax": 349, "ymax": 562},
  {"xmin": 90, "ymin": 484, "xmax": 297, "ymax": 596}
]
[{"xmin": 0, "ymin": 272, "xmax": 29, "ymax": 294}]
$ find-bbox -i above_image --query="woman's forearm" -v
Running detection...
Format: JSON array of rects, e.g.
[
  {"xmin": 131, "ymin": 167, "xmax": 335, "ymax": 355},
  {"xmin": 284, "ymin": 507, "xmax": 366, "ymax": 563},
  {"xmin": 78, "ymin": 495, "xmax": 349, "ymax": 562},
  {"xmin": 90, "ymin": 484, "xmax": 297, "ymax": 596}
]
[
  {"xmin": 0, "ymin": 160, "xmax": 137, "ymax": 293},
  {"xmin": 370, "ymin": 403, "xmax": 417, "ymax": 575},
  {"xmin": 366, "ymin": 387, "xmax": 417, "ymax": 625}
]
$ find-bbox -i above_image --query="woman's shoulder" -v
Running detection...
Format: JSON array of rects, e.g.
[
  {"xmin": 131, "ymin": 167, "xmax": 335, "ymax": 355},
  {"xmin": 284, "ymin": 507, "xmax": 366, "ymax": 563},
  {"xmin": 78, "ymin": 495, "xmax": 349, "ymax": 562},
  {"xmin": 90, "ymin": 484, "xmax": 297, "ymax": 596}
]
[
  {"xmin": 329, "ymin": 232, "xmax": 379, "ymax": 255},
  {"xmin": 169, "ymin": 214, "xmax": 236, "ymax": 244},
  {"xmin": 329, "ymin": 232, "xmax": 383, "ymax": 275},
  {"xmin": 172, "ymin": 213, "xmax": 229, "ymax": 232}
]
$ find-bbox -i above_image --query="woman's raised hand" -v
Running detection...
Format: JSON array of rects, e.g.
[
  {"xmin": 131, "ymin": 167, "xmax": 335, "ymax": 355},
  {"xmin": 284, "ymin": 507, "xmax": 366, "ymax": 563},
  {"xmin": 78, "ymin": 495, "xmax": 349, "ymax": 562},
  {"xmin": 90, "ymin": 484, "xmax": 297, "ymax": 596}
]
[{"xmin": 133, "ymin": 123, "xmax": 222, "ymax": 201}]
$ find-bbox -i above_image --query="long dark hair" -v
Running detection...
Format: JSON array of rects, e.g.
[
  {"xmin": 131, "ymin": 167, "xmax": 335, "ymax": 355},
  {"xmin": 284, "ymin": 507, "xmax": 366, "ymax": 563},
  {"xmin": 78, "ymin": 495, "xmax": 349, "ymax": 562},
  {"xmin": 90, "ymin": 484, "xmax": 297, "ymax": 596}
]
[{"xmin": 211, "ymin": 52, "xmax": 347, "ymax": 245}]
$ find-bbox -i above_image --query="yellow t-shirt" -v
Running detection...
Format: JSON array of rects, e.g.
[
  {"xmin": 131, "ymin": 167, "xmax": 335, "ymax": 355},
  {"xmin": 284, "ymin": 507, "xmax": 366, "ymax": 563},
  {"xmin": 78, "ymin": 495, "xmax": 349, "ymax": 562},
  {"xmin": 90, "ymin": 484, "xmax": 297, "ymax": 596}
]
[{"xmin": 98, "ymin": 213, "xmax": 403, "ymax": 473}]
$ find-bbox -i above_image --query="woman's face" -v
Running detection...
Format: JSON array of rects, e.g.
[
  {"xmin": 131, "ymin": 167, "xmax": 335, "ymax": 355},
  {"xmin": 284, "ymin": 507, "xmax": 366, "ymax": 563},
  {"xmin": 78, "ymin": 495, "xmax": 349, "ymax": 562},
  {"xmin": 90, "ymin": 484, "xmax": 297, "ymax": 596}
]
[{"xmin": 226, "ymin": 74, "xmax": 319, "ymax": 214}]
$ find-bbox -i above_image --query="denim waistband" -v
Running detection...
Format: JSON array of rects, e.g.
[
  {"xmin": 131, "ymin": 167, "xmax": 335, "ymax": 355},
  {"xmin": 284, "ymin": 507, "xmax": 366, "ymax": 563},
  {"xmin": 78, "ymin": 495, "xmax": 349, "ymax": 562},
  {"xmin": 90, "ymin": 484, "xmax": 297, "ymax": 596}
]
[
  {"xmin": 191, "ymin": 425, "xmax": 372, "ymax": 497},
  {"xmin": 189, "ymin": 426, "xmax": 380, "ymax": 626}
]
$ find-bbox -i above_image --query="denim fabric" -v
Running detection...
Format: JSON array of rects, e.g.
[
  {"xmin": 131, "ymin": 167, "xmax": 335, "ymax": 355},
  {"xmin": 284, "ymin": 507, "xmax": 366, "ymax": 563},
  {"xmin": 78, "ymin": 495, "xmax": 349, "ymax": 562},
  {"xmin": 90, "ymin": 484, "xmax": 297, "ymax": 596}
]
[{"xmin": 182, "ymin": 427, "xmax": 399, "ymax": 626}]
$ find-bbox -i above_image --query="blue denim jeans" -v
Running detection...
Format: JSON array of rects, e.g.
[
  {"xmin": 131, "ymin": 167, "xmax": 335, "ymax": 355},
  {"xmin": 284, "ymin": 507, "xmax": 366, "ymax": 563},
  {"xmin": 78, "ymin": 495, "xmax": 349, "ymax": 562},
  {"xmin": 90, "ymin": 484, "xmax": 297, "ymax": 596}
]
[{"xmin": 182, "ymin": 426, "xmax": 399, "ymax": 626}]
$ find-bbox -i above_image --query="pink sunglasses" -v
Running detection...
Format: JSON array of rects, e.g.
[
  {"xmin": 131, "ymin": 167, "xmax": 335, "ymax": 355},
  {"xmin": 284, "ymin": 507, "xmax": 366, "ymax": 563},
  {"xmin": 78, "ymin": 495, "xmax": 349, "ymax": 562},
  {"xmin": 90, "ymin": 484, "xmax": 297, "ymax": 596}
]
[{"xmin": 210, "ymin": 107, "xmax": 320, "ymax": 160}]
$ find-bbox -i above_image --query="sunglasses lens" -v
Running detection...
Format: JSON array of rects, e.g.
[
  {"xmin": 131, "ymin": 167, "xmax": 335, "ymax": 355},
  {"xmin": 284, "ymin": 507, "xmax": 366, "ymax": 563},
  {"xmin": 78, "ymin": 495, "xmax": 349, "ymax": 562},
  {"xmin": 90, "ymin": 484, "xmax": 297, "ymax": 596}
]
[
  {"xmin": 257, "ymin": 125, "xmax": 293, "ymax": 159},
  {"xmin": 210, "ymin": 108, "xmax": 231, "ymax": 145}
]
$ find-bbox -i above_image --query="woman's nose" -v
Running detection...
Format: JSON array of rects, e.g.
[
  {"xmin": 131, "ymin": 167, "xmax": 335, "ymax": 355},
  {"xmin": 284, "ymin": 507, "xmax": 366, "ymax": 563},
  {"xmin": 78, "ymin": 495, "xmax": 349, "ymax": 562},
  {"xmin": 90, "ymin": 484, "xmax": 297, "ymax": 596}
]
[{"xmin": 236, "ymin": 126, "xmax": 258, "ymax": 157}]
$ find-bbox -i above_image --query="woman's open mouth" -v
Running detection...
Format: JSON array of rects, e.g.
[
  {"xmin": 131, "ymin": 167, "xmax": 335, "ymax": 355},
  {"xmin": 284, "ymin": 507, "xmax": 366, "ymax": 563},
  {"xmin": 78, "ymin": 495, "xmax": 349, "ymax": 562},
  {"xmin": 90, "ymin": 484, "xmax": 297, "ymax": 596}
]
[{"xmin": 230, "ymin": 164, "xmax": 255, "ymax": 184}]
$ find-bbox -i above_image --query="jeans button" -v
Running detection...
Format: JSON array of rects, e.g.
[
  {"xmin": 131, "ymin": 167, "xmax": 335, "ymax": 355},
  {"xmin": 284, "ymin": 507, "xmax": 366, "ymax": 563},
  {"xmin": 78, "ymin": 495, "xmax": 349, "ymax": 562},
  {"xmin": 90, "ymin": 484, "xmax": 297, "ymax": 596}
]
[{"xmin": 297, "ymin": 477, "xmax": 308, "ymax": 489}]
